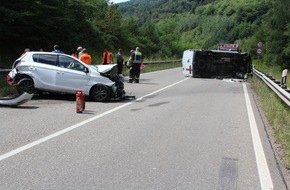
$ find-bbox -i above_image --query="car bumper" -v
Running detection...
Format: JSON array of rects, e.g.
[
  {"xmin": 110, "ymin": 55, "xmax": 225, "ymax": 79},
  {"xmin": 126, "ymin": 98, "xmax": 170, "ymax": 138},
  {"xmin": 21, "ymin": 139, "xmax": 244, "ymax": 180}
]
[{"xmin": 0, "ymin": 92, "xmax": 33, "ymax": 106}]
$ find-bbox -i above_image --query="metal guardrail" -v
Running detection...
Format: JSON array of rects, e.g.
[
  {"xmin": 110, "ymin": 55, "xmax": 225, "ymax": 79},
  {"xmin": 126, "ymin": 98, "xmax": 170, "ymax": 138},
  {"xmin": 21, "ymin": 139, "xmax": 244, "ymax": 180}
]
[
  {"xmin": 0, "ymin": 69, "xmax": 11, "ymax": 77},
  {"xmin": 143, "ymin": 60, "xmax": 181, "ymax": 64},
  {"xmin": 0, "ymin": 60, "xmax": 182, "ymax": 77},
  {"xmin": 254, "ymin": 68, "xmax": 290, "ymax": 107}
]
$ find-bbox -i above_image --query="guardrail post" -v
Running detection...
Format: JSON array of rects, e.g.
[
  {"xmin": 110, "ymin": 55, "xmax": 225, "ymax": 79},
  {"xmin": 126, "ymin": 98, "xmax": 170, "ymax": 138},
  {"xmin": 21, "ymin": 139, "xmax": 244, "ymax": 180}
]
[{"xmin": 281, "ymin": 69, "xmax": 288, "ymax": 89}]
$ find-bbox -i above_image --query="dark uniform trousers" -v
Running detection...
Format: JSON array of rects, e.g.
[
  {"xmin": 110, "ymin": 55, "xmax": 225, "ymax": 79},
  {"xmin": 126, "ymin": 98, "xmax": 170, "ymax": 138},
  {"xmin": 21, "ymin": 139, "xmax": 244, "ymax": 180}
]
[{"xmin": 129, "ymin": 63, "xmax": 141, "ymax": 83}]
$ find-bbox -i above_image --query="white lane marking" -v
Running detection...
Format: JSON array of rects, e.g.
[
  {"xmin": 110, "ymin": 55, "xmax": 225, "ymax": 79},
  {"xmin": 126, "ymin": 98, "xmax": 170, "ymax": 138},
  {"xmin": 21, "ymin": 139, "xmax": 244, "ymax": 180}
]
[
  {"xmin": 243, "ymin": 83, "xmax": 273, "ymax": 190},
  {"xmin": 0, "ymin": 78, "xmax": 189, "ymax": 161}
]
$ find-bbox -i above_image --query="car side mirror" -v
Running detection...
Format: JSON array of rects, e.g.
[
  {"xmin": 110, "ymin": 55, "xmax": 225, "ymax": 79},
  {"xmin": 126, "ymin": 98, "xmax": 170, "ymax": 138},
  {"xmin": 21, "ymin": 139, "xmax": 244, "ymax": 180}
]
[{"xmin": 84, "ymin": 67, "xmax": 89, "ymax": 73}]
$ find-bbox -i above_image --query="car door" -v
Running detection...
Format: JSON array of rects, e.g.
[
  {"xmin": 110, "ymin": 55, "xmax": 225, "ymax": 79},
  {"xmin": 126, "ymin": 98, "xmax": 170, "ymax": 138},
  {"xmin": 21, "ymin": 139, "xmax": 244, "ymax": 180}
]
[
  {"xmin": 31, "ymin": 54, "xmax": 57, "ymax": 90},
  {"xmin": 55, "ymin": 54, "xmax": 90, "ymax": 93}
]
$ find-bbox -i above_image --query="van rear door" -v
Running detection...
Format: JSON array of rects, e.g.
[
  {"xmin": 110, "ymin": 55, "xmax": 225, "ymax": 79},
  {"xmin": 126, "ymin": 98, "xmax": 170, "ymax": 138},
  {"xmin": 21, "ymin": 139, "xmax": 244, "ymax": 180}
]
[{"xmin": 182, "ymin": 50, "xmax": 194, "ymax": 77}]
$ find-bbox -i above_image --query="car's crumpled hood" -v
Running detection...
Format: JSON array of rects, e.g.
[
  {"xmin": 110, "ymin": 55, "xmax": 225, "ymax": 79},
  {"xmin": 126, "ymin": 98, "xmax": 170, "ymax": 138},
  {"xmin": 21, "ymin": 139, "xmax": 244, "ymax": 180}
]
[{"xmin": 95, "ymin": 64, "xmax": 117, "ymax": 74}]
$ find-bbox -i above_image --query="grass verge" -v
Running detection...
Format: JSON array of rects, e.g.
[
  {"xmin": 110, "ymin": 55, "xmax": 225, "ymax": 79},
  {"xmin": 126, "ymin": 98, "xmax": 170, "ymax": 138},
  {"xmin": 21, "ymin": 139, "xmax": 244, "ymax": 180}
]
[
  {"xmin": 0, "ymin": 74, "xmax": 17, "ymax": 97},
  {"xmin": 122, "ymin": 61, "xmax": 181, "ymax": 76},
  {"xmin": 249, "ymin": 73, "xmax": 290, "ymax": 168}
]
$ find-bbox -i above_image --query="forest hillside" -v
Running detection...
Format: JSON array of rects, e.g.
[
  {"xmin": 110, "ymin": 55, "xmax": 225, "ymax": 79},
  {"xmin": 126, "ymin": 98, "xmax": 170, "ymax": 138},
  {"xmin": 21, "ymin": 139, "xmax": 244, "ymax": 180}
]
[
  {"xmin": 118, "ymin": 0, "xmax": 290, "ymax": 68},
  {"xmin": 0, "ymin": 0, "xmax": 289, "ymax": 68}
]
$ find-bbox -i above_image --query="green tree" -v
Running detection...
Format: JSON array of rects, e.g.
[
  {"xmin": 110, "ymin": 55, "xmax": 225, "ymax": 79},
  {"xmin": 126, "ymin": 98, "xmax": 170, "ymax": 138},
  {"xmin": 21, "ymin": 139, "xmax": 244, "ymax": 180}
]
[
  {"xmin": 0, "ymin": 0, "xmax": 122, "ymax": 66},
  {"xmin": 262, "ymin": 0, "xmax": 290, "ymax": 67},
  {"xmin": 139, "ymin": 20, "xmax": 160, "ymax": 55}
]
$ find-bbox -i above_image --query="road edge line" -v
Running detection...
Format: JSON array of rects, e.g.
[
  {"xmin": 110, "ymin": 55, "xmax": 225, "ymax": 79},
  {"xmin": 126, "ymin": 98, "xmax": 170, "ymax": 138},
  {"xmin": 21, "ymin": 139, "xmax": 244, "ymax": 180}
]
[{"xmin": 243, "ymin": 82, "xmax": 273, "ymax": 190}]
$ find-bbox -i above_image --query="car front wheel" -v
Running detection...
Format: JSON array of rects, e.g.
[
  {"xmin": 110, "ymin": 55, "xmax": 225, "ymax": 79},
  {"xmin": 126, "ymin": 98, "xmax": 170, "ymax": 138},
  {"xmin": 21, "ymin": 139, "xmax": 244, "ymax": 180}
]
[
  {"xmin": 90, "ymin": 84, "xmax": 109, "ymax": 102},
  {"xmin": 17, "ymin": 78, "xmax": 35, "ymax": 94}
]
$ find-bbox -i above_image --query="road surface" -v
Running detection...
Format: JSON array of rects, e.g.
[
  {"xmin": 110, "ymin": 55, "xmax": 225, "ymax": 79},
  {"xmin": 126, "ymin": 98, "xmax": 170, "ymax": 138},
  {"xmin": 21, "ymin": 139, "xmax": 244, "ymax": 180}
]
[{"xmin": 0, "ymin": 68, "xmax": 287, "ymax": 189}]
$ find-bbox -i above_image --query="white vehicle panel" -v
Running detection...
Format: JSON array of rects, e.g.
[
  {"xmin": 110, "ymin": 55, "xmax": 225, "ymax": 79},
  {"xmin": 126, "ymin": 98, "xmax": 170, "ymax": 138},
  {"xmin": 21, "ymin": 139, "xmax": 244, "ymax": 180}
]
[
  {"xmin": 26, "ymin": 64, "xmax": 56, "ymax": 90},
  {"xmin": 55, "ymin": 67, "xmax": 89, "ymax": 94},
  {"xmin": 182, "ymin": 50, "xmax": 194, "ymax": 77}
]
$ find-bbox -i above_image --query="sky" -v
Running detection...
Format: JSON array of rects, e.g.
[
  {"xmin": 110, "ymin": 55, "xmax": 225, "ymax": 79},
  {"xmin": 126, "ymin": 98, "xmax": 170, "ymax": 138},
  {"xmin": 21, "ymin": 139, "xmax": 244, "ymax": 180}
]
[{"xmin": 110, "ymin": 0, "xmax": 130, "ymax": 4}]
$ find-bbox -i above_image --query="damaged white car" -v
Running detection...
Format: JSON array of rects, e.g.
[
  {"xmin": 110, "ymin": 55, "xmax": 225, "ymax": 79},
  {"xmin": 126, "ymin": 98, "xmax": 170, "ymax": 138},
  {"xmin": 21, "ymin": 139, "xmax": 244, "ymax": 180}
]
[{"xmin": 7, "ymin": 52, "xmax": 125, "ymax": 102}]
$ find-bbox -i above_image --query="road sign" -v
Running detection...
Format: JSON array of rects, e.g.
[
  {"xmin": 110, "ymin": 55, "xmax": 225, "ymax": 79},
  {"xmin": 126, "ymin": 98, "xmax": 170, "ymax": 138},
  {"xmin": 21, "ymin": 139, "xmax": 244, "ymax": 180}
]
[
  {"xmin": 257, "ymin": 42, "xmax": 263, "ymax": 48},
  {"xmin": 281, "ymin": 69, "xmax": 288, "ymax": 89},
  {"xmin": 257, "ymin": 41, "xmax": 263, "ymax": 55}
]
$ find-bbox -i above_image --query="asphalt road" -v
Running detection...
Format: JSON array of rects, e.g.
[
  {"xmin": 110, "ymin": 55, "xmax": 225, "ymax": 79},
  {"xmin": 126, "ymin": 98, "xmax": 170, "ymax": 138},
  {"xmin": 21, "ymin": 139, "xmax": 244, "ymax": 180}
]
[{"xmin": 0, "ymin": 68, "xmax": 288, "ymax": 190}]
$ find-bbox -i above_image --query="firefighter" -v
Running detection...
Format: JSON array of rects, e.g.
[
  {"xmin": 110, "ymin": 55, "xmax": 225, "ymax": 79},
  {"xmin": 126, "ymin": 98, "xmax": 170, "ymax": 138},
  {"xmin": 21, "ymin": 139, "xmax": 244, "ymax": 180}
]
[
  {"xmin": 101, "ymin": 48, "xmax": 113, "ymax": 65},
  {"xmin": 129, "ymin": 47, "xmax": 143, "ymax": 83},
  {"xmin": 79, "ymin": 48, "xmax": 92, "ymax": 65}
]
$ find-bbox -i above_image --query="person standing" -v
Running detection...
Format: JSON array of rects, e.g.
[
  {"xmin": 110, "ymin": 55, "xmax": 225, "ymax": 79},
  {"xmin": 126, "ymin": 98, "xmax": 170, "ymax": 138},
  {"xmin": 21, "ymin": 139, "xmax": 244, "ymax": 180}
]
[
  {"xmin": 52, "ymin": 45, "xmax": 63, "ymax": 53},
  {"xmin": 125, "ymin": 49, "xmax": 134, "ymax": 69},
  {"xmin": 101, "ymin": 48, "xmax": 113, "ymax": 65},
  {"xmin": 21, "ymin": 48, "xmax": 30, "ymax": 56},
  {"xmin": 129, "ymin": 47, "xmax": 143, "ymax": 83},
  {"xmin": 72, "ymin": 46, "xmax": 83, "ymax": 58},
  {"xmin": 79, "ymin": 48, "xmax": 92, "ymax": 65},
  {"xmin": 116, "ymin": 48, "xmax": 124, "ymax": 74}
]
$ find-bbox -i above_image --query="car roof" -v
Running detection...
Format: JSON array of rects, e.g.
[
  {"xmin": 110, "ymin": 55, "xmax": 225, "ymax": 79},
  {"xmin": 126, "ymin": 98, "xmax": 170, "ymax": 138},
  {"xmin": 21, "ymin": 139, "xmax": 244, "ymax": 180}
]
[{"xmin": 25, "ymin": 51, "xmax": 68, "ymax": 55}]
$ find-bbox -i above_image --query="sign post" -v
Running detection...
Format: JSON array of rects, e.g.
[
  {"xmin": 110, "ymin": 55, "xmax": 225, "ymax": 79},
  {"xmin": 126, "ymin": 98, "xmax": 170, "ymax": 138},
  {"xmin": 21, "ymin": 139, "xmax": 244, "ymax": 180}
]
[
  {"xmin": 281, "ymin": 69, "xmax": 288, "ymax": 89},
  {"xmin": 256, "ymin": 41, "xmax": 263, "ymax": 56}
]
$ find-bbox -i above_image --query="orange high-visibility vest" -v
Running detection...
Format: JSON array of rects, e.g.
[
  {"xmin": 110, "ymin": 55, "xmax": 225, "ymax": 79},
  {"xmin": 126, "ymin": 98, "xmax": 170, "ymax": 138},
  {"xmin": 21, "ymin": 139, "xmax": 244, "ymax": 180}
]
[
  {"xmin": 101, "ymin": 52, "xmax": 113, "ymax": 64},
  {"xmin": 80, "ymin": 53, "xmax": 92, "ymax": 65}
]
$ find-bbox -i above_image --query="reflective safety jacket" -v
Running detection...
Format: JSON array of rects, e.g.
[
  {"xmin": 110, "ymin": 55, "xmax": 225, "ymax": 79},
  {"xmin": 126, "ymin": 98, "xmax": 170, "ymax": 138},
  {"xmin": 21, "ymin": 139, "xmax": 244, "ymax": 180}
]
[
  {"xmin": 132, "ymin": 51, "xmax": 143, "ymax": 63},
  {"xmin": 79, "ymin": 53, "xmax": 92, "ymax": 65},
  {"xmin": 101, "ymin": 52, "xmax": 113, "ymax": 64}
]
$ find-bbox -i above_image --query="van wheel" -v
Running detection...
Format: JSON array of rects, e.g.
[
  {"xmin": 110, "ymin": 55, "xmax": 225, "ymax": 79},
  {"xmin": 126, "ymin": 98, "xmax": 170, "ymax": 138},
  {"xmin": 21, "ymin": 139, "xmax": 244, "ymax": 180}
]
[
  {"xmin": 90, "ymin": 84, "xmax": 109, "ymax": 102},
  {"xmin": 17, "ymin": 78, "xmax": 35, "ymax": 94}
]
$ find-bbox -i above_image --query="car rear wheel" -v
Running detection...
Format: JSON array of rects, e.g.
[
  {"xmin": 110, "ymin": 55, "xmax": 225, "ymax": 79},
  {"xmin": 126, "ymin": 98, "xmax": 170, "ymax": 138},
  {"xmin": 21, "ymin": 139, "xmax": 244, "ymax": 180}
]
[
  {"xmin": 90, "ymin": 84, "xmax": 109, "ymax": 102},
  {"xmin": 17, "ymin": 78, "xmax": 35, "ymax": 94}
]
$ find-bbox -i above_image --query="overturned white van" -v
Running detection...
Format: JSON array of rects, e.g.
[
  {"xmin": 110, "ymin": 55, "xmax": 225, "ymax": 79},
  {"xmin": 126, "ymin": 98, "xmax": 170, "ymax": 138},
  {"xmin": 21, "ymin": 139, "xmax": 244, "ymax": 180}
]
[{"xmin": 182, "ymin": 49, "xmax": 252, "ymax": 79}]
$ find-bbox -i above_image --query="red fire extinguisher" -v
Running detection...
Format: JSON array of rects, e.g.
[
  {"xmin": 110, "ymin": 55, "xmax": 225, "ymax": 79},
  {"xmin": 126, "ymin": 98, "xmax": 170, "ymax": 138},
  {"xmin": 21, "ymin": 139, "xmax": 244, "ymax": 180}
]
[{"xmin": 76, "ymin": 90, "xmax": 85, "ymax": 113}]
